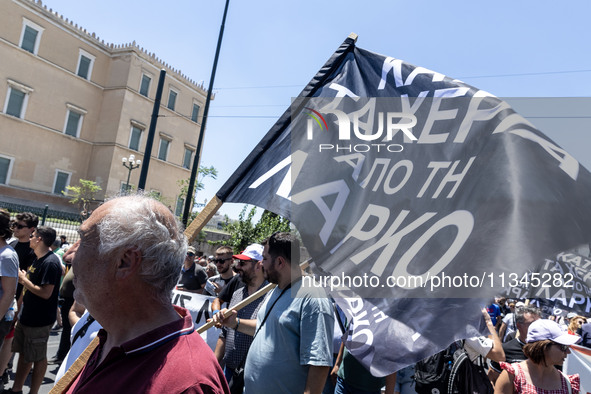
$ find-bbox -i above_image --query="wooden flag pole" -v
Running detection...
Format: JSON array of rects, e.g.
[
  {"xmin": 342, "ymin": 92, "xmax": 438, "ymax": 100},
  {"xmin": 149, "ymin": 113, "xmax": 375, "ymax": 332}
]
[
  {"xmin": 184, "ymin": 195, "xmax": 224, "ymax": 243},
  {"xmin": 196, "ymin": 259, "xmax": 311, "ymax": 334},
  {"xmin": 49, "ymin": 337, "xmax": 100, "ymax": 394},
  {"xmin": 197, "ymin": 282, "xmax": 277, "ymax": 333}
]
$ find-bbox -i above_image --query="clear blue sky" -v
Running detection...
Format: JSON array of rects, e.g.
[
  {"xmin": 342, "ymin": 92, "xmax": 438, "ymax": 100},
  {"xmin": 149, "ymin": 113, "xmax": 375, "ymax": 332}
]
[{"xmin": 42, "ymin": 0, "xmax": 591, "ymax": 220}]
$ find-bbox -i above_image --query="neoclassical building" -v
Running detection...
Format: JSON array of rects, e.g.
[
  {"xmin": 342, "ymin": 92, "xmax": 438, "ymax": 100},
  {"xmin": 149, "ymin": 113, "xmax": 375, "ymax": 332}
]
[{"xmin": 0, "ymin": 0, "xmax": 209, "ymax": 214}]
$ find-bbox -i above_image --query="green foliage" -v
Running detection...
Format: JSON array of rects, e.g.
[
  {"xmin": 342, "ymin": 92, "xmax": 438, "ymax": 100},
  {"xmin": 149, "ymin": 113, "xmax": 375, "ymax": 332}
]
[
  {"xmin": 177, "ymin": 165, "xmax": 218, "ymax": 215},
  {"xmin": 214, "ymin": 206, "xmax": 290, "ymax": 252},
  {"xmin": 63, "ymin": 179, "xmax": 102, "ymax": 220}
]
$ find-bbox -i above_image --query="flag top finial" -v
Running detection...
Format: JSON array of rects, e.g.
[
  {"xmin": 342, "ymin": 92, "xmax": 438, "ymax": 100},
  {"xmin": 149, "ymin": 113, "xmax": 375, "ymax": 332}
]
[{"xmin": 348, "ymin": 32, "xmax": 358, "ymax": 42}]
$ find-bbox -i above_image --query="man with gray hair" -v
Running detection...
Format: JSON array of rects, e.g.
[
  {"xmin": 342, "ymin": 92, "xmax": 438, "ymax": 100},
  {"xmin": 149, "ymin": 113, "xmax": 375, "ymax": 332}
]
[
  {"xmin": 61, "ymin": 195, "xmax": 228, "ymax": 393},
  {"xmin": 488, "ymin": 305, "xmax": 541, "ymax": 383}
]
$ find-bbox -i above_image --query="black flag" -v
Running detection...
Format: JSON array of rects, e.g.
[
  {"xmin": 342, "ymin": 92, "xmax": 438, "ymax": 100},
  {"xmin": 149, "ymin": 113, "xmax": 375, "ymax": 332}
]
[{"xmin": 215, "ymin": 35, "xmax": 591, "ymax": 374}]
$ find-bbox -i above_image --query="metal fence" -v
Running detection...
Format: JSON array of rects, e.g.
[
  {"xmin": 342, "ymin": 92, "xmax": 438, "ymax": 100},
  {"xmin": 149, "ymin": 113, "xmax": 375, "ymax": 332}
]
[{"xmin": 0, "ymin": 201, "xmax": 82, "ymax": 244}]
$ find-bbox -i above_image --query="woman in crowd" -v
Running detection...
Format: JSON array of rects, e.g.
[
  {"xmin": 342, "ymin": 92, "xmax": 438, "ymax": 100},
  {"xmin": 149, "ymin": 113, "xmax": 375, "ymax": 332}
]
[
  {"xmin": 567, "ymin": 315, "xmax": 586, "ymax": 335},
  {"xmin": 495, "ymin": 319, "xmax": 580, "ymax": 393}
]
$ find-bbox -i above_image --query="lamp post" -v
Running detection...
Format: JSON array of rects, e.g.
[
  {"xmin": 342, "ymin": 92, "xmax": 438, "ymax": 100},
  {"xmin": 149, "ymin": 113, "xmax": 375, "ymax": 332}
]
[{"xmin": 122, "ymin": 154, "xmax": 141, "ymax": 194}]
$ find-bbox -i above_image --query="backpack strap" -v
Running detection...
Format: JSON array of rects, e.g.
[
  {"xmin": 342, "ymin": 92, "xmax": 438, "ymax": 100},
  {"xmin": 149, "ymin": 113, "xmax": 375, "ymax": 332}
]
[{"xmin": 447, "ymin": 350, "xmax": 468, "ymax": 394}]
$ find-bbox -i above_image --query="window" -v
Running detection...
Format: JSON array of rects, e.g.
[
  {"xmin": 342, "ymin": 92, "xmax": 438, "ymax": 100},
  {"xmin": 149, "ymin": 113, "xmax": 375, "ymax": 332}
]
[
  {"xmin": 3, "ymin": 80, "xmax": 33, "ymax": 119},
  {"xmin": 167, "ymin": 89, "xmax": 177, "ymax": 111},
  {"xmin": 64, "ymin": 111, "xmax": 81, "ymax": 137},
  {"xmin": 76, "ymin": 49, "xmax": 95, "ymax": 80},
  {"xmin": 129, "ymin": 126, "xmax": 143, "ymax": 151},
  {"xmin": 175, "ymin": 196, "xmax": 185, "ymax": 217},
  {"xmin": 63, "ymin": 104, "xmax": 86, "ymax": 138},
  {"xmin": 191, "ymin": 103, "xmax": 200, "ymax": 122},
  {"xmin": 139, "ymin": 74, "xmax": 151, "ymax": 97},
  {"xmin": 183, "ymin": 148, "xmax": 193, "ymax": 169},
  {"xmin": 53, "ymin": 171, "xmax": 71, "ymax": 195},
  {"xmin": 0, "ymin": 155, "xmax": 14, "ymax": 185},
  {"xmin": 5, "ymin": 89, "xmax": 26, "ymax": 118},
  {"xmin": 158, "ymin": 138, "xmax": 170, "ymax": 161},
  {"xmin": 19, "ymin": 19, "xmax": 44, "ymax": 55}
]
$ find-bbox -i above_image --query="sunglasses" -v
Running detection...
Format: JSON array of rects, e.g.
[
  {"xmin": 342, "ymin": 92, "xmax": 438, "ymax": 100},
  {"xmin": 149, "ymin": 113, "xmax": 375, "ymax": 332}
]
[
  {"xmin": 186, "ymin": 252, "xmax": 195, "ymax": 257},
  {"xmin": 236, "ymin": 259, "xmax": 255, "ymax": 267},
  {"xmin": 213, "ymin": 257, "xmax": 232, "ymax": 264},
  {"xmin": 553, "ymin": 343, "xmax": 569, "ymax": 352},
  {"xmin": 10, "ymin": 223, "xmax": 28, "ymax": 229}
]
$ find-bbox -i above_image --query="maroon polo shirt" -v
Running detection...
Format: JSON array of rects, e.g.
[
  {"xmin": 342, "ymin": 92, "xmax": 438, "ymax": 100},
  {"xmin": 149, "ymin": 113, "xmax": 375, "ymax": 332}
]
[{"xmin": 67, "ymin": 306, "xmax": 229, "ymax": 394}]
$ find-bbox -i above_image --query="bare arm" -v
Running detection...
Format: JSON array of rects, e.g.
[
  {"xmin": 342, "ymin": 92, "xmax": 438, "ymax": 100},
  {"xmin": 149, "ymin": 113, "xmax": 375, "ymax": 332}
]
[
  {"xmin": 304, "ymin": 365, "xmax": 329, "ymax": 394},
  {"xmin": 498, "ymin": 321, "xmax": 507, "ymax": 340},
  {"xmin": 0, "ymin": 277, "xmax": 16, "ymax": 317},
  {"xmin": 330, "ymin": 342, "xmax": 345, "ymax": 386},
  {"xmin": 482, "ymin": 308, "xmax": 505, "ymax": 363},
  {"xmin": 214, "ymin": 309, "xmax": 256, "ymax": 337},
  {"xmin": 493, "ymin": 370, "xmax": 514, "ymax": 394},
  {"xmin": 18, "ymin": 270, "xmax": 54, "ymax": 300},
  {"xmin": 211, "ymin": 298, "xmax": 222, "ymax": 313},
  {"xmin": 384, "ymin": 372, "xmax": 397, "ymax": 394},
  {"xmin": 214, "ymin": 337, "xmax": 226, "ymax": 366},
  {"xmin": 488, "ymin": 368, "xmax": 500, "ymax": 385},
  {"xmin": 68, "ymin": 300, "xmax": 86, "ymax": 327}
]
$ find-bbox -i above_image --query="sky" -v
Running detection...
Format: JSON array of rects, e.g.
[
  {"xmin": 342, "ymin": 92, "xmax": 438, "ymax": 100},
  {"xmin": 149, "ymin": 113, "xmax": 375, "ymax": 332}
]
[{"xmin": 39, "ymin": 0, "xmax": 591, "ymax": 220}]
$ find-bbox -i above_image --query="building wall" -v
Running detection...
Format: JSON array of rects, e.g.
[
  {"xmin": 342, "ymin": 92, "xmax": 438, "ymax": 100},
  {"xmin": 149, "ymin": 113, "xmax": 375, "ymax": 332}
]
[{"xmin": 0, "ymin": 0, "xmax": 208, "ymax": 213}]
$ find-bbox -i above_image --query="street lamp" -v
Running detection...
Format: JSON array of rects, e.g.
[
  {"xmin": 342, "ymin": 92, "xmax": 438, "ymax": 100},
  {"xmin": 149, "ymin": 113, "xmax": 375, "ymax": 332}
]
[{"xmin": 122, "ymin": 154, "xmax": 141, "ymax": 194}]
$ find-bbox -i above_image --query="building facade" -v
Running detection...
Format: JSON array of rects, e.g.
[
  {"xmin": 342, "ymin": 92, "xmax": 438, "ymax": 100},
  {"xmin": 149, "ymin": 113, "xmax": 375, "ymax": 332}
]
[{"xmin": 0, "ymin": 0, "xmax": 209, "ymax": 215}]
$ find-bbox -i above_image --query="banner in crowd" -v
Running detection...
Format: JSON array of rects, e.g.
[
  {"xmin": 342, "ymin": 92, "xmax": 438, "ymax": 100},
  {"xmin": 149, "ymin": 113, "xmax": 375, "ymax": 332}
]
[
  {"xmin": 172, "ymin": 289, "xmax": 220, "ymax": 351},
  {"xmin": 564, "ymin": 344, "xmax": 591, "ymax": 393},
  {"xmin": 213, "ymin": 34, "xmax": 591, "ymax": 375},
  {"xmin": 501, "ymin": 252, "xmax": 591, "ymax": 317}
]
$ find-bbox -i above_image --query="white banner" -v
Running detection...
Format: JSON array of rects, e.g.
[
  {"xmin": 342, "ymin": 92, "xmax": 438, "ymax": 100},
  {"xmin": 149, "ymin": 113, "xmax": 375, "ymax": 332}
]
[
  {"xmin": 564, "ymin": 344, "xmax": 591, "ymax": 393},
  {"xmin": 172, "ymin": 289, "xmax": 221, "ymax": 351}
]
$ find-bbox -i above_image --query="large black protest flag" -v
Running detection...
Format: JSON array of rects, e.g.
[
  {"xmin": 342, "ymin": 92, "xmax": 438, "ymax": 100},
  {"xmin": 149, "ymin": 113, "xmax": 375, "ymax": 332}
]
[{"xmin": 213, "ymin": 34, "xmax": 591, "ymax": 374}]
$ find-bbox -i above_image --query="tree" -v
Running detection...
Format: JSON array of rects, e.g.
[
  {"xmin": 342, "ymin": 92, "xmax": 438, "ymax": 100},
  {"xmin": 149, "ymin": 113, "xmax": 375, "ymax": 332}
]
[
  {"xmin": 214, "ymin": 206, "xmax": 290, "ymax": 252},
  {"xmin": 177, "ymin": 165, "xmax": 218, "ymax": 218},
  {"xmin": 63, "ymin": 179, "xmax": 102, "ymax": 220}
]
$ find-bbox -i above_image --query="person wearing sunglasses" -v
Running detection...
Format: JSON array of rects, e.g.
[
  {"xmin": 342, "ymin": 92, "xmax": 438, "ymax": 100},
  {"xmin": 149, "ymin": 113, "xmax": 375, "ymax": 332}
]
[
  {"xmin": 205, "ymin": 246, "xmax": 237, "ymax": 297},
  {"xmin": 8, "ymin": 213, "xmax": 38, "ymax": 300},
  {"xmin": 495, "ymin": 319, "xmax": 581, "ymax": 393},
  {"xmin": 7, "ymin": 226, "xmax": 62, "ymax": 394},
  {"xmin": 177, "ymin": 246, "xmax": 208, "ymax": 294}
]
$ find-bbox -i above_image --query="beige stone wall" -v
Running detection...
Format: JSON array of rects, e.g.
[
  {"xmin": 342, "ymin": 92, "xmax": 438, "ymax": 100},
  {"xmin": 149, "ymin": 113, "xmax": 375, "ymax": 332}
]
[{"xmin": 0, "ymin": 0, "xmax": 208, "ymax": 213}]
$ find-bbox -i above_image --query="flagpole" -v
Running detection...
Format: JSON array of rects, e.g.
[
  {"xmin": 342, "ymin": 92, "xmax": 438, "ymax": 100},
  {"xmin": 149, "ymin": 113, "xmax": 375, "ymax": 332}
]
[
  {"xmin": 184, "ymin": 195, "xmax": 223, "ymax": 243},
  {"xmin": 196, "ymin": 260, "xmax": 310, "ymax": 333},
  {"xmin": 182, "ymin": 0, "xmax": 230, "ymax": 227}
]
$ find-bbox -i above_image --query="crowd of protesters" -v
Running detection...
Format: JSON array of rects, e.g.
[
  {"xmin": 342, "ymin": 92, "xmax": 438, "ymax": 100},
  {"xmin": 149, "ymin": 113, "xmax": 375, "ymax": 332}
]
[{"xmin": 0, "ymin": 196, "xmax": 589, "ymax": 393}]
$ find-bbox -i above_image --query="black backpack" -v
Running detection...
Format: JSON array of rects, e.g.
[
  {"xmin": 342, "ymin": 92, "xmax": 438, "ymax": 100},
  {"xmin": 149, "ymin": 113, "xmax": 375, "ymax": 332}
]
[
  {"xmin": 413, "ymin": 345, "xmax": 455, "ymax": 394},
  {"xmin": 448, "ymin": 347, "xmax": 494, "ymax": 394}
]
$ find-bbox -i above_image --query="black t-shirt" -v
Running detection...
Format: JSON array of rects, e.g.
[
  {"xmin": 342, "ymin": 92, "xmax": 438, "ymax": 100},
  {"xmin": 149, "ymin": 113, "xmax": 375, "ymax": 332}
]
[
  {"xmin": 20, "ymin": 251, "xmax": 62, "ymax": 327},
  {"xmin": 178, "ymin": 264, "xmax": 208, "ymax": 291},
  {"xmin": 10, "ymin": 240, "xmax": 36, "ymax": 300},
  {"xmin": 490, "ymin": 338, "xmax": 526, "ymax": 372},
  {"xmin": 217, "ymin": 274, "xmax": 245, "ymax": 304}
]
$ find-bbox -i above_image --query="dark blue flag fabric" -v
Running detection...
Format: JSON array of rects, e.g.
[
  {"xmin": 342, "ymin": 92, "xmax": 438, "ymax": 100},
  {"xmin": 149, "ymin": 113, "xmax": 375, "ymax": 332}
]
[
  {"xmin": 215, "ymin": 35, "xmax": 591, "ymax": 375},
  {"xmin": 504, "ymin": 251, "xmax": 591, "ymax": 318}
]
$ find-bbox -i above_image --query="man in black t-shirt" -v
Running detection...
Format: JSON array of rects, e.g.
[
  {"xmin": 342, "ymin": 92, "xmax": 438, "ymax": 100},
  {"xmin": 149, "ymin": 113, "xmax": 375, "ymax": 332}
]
[
  {"xmin": 7, "ymin": 226, "xmax": 61, "ymax": 394},
  {"xmin": 177, "ymin": 246, "xmax": 207, "ymax": 293},
  {"xmin": 488, "ymin": 305, "xmax": 541, "ymax": 383},
  {"xmin": 205, "ymin": 246, "xmax": 237, "ymax": 296},
  {"xmin": 8, "ymin": 212, "xmax": 38, "ymax": 300}
]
